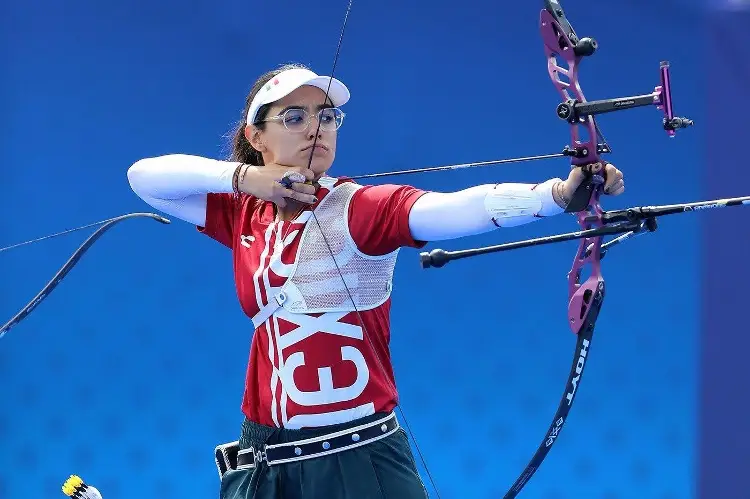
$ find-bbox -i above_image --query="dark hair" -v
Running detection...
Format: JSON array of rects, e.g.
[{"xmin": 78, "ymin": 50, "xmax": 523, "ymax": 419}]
[{"xmin": 229, "ymin": 62, "xmax": 312, "ymax": 166}]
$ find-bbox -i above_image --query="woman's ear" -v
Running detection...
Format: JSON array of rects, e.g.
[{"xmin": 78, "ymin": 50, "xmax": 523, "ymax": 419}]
[{"xmin": 245, "ymin": 125, "xmax": 266, "ymax": 152}]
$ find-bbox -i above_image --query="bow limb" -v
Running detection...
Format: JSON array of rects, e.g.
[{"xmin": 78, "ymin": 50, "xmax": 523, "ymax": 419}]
[{"xmin": 0, "ymin": 212, "xmax": 170, "ymax": 340}]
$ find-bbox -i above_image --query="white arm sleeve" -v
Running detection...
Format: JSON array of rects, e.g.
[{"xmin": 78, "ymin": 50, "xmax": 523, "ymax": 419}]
[
  {"xmin": 126, "ymin": 154, "xmax": 241, "ymax": 226},
  {"xmin": 408, "ymin": 178, "xmax": 565, "ymax": 242}
]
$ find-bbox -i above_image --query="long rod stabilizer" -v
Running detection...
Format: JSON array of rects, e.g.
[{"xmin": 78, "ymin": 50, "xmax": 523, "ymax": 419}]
[{"xmin": 420, "ymin": 195, "xmax": 750, "ymax": 269}]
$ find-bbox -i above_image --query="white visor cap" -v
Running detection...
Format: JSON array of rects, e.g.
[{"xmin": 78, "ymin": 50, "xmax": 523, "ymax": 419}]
[{"xmin": 246, "ymin": 68, "xmax": 350, "ymax": 126}]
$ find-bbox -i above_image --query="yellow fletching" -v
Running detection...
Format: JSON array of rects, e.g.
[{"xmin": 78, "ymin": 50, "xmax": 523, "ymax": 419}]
[{"xmin": 61, "ymin": 475, "xmax": 84, "ymax": 496}]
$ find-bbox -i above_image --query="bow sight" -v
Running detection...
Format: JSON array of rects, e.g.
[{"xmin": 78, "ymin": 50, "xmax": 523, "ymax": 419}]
[
  {"xmin": 544, "ymin": 0, "xmax": 693, "ymax": 162},
  {"xmin": 554, "ymin": 61, "xmax": 695, "ymax": 136}
]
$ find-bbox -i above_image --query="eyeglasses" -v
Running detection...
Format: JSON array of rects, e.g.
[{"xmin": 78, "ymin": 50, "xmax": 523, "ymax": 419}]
[{"xmin": 260, "ymin": 107, "xmax": 345, "ymax": 133}]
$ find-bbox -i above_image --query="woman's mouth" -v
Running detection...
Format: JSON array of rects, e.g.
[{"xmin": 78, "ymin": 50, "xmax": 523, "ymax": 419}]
[{"xmin": 304, "ymin": 143, "xmax": 329, "ymax": 153}]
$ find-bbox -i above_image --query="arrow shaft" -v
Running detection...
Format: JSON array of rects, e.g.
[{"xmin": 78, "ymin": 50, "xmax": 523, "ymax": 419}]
[{"xmin": 349, "ymin": 152, "xmax": 567, "ymax": 180}]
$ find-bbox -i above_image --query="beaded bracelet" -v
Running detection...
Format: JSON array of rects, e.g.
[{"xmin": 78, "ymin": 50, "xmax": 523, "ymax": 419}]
[{"xmin": 232, "ymin": 164, "xmax": 243, "ymax": 194}]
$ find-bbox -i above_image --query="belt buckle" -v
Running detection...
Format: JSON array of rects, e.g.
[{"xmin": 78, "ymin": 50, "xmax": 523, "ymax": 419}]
[{"xmin": 254, "ymin": 447, "xmax": 268, "ymax": 466}]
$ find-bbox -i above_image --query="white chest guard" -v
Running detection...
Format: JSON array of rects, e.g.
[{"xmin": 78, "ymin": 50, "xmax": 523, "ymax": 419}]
[{"xmin": 250, "ymin": 178, "xmax": 400, "ymax": 329}]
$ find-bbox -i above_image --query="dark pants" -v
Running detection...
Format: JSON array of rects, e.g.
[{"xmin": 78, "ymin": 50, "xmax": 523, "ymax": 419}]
[{"xmin": 220, "ymin": 412, "xmax": 429, "ymax": 499}]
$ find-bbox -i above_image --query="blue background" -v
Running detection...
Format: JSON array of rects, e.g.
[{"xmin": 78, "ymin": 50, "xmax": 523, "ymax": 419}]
[{"xmin": 1, "ymin": 0, "xmax": 746, "ymax": 498}]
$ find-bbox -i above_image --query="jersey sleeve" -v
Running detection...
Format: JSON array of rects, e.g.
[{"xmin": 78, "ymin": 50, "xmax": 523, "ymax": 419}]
[
  {"xmin": 348, "ymin": 184, "xmax": 429, "ymax": 255},
  {"xmin": 196, "ymin": 192, "xmax": 242, "ymax": 249}
]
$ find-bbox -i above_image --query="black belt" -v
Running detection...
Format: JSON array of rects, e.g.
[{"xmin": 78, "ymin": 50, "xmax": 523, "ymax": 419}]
[{"xmin": 214, "ymin": 412, "xmax": 399, "ymax": 479}]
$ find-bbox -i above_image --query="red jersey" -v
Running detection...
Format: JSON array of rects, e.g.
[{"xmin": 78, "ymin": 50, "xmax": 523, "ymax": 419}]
[{"xmin": 198, "ymin": 177, "xmax": 427, "ymax": 429}]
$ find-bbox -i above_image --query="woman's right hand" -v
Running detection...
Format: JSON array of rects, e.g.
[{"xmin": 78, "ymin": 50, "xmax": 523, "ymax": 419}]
[{"xmin": 237, "ymin": 164, "xmax": 318, "ymax": 207}]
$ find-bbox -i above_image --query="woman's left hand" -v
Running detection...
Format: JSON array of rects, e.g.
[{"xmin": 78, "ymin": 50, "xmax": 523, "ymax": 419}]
[{"xmin": 556, "ymin": 162, "xmax": 625, "ymax": 208}]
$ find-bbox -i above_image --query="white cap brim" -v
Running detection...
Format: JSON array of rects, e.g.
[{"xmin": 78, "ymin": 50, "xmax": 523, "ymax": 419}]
[{"xmin": 246, "ymin": 68, "xmax": 350, "ymax": 126}]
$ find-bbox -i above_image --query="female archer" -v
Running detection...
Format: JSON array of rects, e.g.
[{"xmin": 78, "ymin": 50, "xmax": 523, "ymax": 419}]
[{"xmin": 127, "ymin": 63, "xmax": 625, "ymax": 499}]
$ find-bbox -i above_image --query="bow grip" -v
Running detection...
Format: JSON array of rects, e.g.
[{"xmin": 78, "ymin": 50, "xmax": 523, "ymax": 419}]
[{"xmin": 564, "ymin": 163, "xmax": 605, "ymax": 213}]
